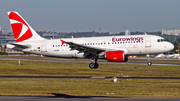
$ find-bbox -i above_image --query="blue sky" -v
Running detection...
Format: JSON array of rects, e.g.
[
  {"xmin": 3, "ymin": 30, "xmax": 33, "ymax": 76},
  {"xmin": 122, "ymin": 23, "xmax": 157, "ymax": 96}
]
[{"xmin": 1, "ymin": 0, "xmax": 180, "ymax": 33}]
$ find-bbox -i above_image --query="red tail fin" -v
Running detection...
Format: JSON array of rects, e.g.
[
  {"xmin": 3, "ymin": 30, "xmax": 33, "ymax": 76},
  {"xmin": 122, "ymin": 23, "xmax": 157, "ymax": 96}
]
[{"xmin": 8, "ymin": 12, "xmax": 44, "ymax": 42}]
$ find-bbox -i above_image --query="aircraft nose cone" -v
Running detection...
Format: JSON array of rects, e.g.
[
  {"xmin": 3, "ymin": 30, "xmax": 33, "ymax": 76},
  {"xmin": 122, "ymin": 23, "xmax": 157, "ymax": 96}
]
[{"xmin": 169, "ymin": 43, "xmax": 174, "ymax": 51}]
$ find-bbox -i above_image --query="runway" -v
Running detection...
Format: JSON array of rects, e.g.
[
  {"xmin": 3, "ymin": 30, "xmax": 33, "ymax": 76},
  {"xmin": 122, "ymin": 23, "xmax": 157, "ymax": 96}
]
[
  {"xmin": 0, "ymin": 57, "xmax": 180, "ymax": 66},
  {"xmin": 0, "ymin": 76, "xmax": 180, "ymax": 80},
  {"xmin": 0, "ymin": 96, "xmax": 179, "ymax": 101}
]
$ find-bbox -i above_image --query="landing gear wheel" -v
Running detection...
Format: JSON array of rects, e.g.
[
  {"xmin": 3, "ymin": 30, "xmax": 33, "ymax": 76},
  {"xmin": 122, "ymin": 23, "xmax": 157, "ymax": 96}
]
[
  {"xmin": 89, "ymin": 63, "xmax": 99, "ymax": 69},
  {"xmin": 89, "ymin": 63, "xmax": 95, "ymax": 69},
  {"xmin": 94, "ymin": 63, "xmax": 99, "ymax": 69},
  {"xmin": 147, "ymin": 61, "xmax": 152, "ymax": 66}
]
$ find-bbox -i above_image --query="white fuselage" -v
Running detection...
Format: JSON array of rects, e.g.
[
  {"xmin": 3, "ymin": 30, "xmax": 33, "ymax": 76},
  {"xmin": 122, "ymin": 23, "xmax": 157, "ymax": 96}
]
[{"xmin": 7, "ymin": 35, "xmax": 174, "ymax": 58}]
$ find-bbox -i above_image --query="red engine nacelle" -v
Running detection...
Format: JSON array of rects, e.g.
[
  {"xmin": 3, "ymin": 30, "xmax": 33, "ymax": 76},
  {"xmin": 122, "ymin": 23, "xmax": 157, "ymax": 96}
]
[{"xmin": 105, "ymin": 51, "xmax": 128, "ymax": 62}]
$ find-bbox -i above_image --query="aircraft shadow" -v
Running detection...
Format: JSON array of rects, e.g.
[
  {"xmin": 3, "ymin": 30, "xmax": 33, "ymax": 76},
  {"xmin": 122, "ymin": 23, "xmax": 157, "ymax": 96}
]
[
  {"xmin": 0, "ymin": 93, "xmax": 130, "ymax": 99},
  {"xmin": 45, "ymin": 93, "xmax": 130, "ymax": 99}
]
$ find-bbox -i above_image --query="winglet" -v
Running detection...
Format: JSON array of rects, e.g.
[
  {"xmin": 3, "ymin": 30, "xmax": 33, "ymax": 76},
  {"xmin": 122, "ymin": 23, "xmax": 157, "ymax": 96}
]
[{"xmin": 60, "ymin": 39, "xmax": 66, "ymax": 45}]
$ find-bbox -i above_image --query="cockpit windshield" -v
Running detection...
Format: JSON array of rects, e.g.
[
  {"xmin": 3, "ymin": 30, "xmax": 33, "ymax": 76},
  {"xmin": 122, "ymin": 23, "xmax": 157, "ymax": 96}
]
[{"xmin": 157, "ymin": 39, "xmax": 166, "ymax": 42}]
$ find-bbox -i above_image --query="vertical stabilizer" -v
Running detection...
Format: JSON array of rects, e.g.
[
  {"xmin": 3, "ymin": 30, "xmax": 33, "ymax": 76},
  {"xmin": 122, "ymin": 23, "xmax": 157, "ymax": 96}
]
[{"xmin": 7, "ymin": 11, "xmax": 45, "ymax": 42}]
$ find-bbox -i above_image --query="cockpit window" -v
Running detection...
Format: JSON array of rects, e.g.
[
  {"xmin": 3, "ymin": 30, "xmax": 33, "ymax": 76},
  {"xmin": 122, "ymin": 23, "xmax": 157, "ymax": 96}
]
[{"xmin": 157, "ymin": 39, "xmax": 166, "ymax": 42}]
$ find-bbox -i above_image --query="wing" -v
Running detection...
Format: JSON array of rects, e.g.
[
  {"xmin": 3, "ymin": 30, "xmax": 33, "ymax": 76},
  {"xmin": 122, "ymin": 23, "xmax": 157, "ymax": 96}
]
[{"xmin": 61, "ymin": 40, "xmax": 106, "ymax": 58}]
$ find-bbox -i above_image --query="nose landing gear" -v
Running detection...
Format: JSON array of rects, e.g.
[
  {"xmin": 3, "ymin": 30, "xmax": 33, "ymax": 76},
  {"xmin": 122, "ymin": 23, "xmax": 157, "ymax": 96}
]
[{"xmin": 147, "ymin": 54, "xmax": 152, "ymax": 66}]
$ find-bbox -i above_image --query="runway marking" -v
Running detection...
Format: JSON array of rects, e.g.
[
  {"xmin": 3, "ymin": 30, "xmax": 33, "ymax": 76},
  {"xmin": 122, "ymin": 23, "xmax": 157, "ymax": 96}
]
[{"xmin": 90, "ymin": 77, "xmax": 106, "ymax": 79}]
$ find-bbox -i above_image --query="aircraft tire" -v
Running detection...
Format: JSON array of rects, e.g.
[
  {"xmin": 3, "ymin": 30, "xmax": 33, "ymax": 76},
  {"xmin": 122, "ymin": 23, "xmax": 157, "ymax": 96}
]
[
  {"xmin": 89, "ymin": 63, "xmax": 95, "ymax": 69},
  {"xmin": 147, "ymin": 61, "xmax": 152, "ymax": 66},
  {"xmin": 94, "ymin": 63, "xmax": 99, "ymax": 69},
  {"xmin": 89, "ymin": 63, "xmax": 99, "ymax": 69}
]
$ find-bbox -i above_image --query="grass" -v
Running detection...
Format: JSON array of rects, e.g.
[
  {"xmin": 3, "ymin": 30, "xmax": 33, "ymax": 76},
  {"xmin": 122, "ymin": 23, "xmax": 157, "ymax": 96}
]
[{"xmin": 0, "ymin": 78, "xmax": 179, "ymax": 97}]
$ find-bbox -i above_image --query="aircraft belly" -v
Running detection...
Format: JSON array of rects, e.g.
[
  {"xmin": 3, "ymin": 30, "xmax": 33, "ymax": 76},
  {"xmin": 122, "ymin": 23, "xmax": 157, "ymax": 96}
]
[{"xmin": 127, "ymin": 47, "xmax": 138, "ymax": 54}]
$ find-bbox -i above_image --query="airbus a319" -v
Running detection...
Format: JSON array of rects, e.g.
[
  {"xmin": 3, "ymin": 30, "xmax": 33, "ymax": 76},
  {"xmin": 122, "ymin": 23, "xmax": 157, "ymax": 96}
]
[{"xmin": 6, "ymin": 12, "xmax": 174, "ymax": 69}]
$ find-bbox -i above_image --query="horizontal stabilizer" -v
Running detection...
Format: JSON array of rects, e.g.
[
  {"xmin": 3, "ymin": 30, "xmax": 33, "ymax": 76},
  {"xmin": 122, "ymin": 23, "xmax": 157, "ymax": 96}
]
[{"xmin": 9, "ymin": 43, "xmax": 30, "ymax": 48}]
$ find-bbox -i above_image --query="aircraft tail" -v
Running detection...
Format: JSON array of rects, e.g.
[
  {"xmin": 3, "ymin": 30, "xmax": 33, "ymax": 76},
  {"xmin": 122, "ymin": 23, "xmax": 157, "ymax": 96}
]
[{"xmin": 7, "ymin": 11, "xmax": 45, "ymax": 42}]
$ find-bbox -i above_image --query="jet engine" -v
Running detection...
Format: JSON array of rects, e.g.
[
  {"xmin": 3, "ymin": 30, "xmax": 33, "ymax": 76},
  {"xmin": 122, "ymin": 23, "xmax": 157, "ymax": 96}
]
[{"xmin": 105, "ymin": 50, "xmax": 128, "ymax": 62}]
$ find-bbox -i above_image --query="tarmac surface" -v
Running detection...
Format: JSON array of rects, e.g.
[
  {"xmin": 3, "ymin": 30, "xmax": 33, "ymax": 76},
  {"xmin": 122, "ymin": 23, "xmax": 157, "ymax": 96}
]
[
  {"xmin": 0, "ymin": 76, "xmax": 180, "ymax": 80},
  {"xmin": 0, "ymin": 57, "xmax": 180, "ymax": 66},
  {"xmin": 0, "ymin": 96, "xmax": 180, "ymax": 101}
]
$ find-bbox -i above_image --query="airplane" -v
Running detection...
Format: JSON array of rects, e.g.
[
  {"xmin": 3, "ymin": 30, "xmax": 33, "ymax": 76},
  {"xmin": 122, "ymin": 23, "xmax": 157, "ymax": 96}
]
[{"xmin": 6, "ymin": 11, "xmax": 174, "ymax": 69}]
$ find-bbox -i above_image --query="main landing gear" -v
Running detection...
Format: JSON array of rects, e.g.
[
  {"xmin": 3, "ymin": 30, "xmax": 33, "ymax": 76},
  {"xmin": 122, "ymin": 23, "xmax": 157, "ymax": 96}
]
[
  {"xmin": 147, "ymin": 54, "xmax": 152, "ymax": 66},
  {"xmin": 89, "ymin": 59, "xmax": 99, "ymax": 69}
]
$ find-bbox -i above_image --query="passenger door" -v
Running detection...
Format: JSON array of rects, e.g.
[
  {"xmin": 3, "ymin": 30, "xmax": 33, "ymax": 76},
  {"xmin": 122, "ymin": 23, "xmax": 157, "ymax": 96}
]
[{"xmin": 145, "ymin": 37, "xmax": 151, "ymax": 47}]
